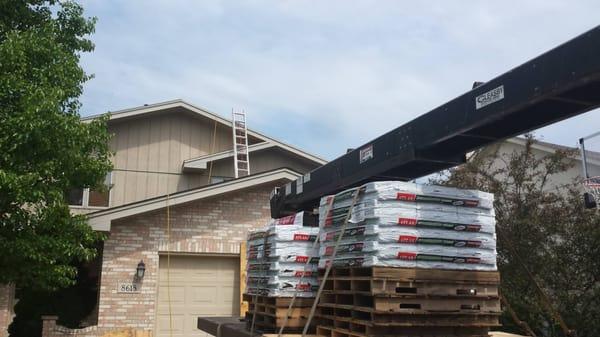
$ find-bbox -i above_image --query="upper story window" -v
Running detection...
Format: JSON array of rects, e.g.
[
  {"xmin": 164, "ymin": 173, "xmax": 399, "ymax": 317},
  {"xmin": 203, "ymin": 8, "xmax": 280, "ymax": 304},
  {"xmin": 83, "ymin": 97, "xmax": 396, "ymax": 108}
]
[{"xmin": 68, "ymin": 172, "xmax": 112, "ymax": 208}]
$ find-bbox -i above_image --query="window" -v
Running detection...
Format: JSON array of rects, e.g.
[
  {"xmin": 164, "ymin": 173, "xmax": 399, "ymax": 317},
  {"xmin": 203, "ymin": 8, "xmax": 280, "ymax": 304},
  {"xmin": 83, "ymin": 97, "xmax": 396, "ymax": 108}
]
[
  {"xmin": 67, "ymin": 188, "xmax": 84, "ymax": 206},
  {"xmin": 68, "ymin": 172, "xmax": 112, "ymax": 208},
  {"xmin": 88, "ymin": 173, "xmax": 111, "ymax": 207}
]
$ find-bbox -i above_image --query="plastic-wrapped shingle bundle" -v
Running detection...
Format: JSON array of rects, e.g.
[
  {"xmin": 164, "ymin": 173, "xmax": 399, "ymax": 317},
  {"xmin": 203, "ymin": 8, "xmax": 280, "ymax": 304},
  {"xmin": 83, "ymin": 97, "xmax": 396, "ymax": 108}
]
[
  {"xmin": 318, "ymin": 181, "xmax": 498, "ymax": 271},
  {"xmin": 246, "ymin": 211, "xmax": 319, "ymax": 297}
]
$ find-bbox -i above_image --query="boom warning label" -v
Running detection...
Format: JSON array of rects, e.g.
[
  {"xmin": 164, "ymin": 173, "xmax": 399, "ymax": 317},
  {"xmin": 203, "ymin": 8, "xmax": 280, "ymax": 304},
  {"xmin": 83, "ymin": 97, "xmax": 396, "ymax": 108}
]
[{"xmin": 475, "ymin": 85, "xmax": 504, "ymax": 110}]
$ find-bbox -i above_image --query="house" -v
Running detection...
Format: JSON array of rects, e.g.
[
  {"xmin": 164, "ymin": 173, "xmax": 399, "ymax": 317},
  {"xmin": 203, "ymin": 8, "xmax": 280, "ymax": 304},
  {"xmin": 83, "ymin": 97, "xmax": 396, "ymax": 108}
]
[
  {"xmin": 0, "ymin": 100, "xmax": 325, "ymax": 337},
  {"xmin": 471, "ymin": 137, "xmax": 600, "ymax": 192}
]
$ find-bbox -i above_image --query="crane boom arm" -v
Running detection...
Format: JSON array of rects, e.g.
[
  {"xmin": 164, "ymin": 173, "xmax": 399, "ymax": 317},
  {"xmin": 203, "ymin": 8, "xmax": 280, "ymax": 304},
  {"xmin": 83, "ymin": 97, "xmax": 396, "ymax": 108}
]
[{"xmin": 271, "ymin": 25, "xmax": 600, "ymax": 218}]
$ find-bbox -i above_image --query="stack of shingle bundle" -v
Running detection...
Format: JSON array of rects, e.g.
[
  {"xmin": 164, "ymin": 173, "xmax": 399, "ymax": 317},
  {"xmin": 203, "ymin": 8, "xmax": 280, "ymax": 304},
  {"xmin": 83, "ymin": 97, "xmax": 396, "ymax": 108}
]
[
  {"xmin": 246, "ymin": 211, "xmax": 320, "ymax": 297},
  {"xmin": 315, "ymin": 181, "xmax": 501, "ymax": 337},
  {"xmin": 318, "ymin": 181, "xmax": 497, "ymax": 270}
]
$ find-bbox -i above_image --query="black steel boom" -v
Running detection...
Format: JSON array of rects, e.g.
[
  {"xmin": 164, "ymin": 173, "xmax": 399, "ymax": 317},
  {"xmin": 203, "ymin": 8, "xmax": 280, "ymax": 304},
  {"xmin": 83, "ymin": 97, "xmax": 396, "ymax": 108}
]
[{"xmin": 271, "ymin": 25, "xmax": 600, "ymax": 218}]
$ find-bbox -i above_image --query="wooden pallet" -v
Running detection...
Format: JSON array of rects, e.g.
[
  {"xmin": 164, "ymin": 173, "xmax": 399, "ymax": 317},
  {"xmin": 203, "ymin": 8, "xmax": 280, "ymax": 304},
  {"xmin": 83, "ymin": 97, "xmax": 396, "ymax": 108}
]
[
  {"xmin": 316, "ymin": 267, "xmax": 501, "ymax": 336},
  {"xmin": 321, "ymin": 266, "xmax": 500, "ymax": 284},
  {"xmin": 316, "ymin": 325, "xmax": 490, "ymax": 337},
  {"xmin": 246, "ymin": 311, "xmax": 308, "ymax": 329},
  {"xmin": 317, "ymin": 303, "xmax": 500, "ymax": 325},
  {"xmin": 319, "ymin": 293, "xmax": 501, "ymax": 313},
  {"xmin": 243, "ymin": 294, "xmax": 317, "ymax": 332},
  {"xmin": 324, "ymin": 277, "xmax": 499, "ymax": 296}
]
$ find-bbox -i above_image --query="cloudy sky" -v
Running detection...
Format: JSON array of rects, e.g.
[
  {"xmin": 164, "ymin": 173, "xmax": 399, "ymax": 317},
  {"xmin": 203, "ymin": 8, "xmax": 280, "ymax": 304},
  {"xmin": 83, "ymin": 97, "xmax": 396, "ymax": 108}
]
[{"xmin": 79, "ymin": 0, "xmax": 600, "ymax": 160}]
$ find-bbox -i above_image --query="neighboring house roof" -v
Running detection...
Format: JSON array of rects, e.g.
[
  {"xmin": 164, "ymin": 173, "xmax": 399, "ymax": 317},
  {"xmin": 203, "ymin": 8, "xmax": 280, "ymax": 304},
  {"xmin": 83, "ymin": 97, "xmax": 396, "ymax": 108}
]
[
  {"xmin": 505, "ymin": 137, "xmax": 600, "ymax": 167},
  {"xmin": 87, "ymin": 168, "xmax": 302, "ymax": 231},
  {"xmin": 82, "ymin": 99, "xmax": 327, "ymax": 166}
]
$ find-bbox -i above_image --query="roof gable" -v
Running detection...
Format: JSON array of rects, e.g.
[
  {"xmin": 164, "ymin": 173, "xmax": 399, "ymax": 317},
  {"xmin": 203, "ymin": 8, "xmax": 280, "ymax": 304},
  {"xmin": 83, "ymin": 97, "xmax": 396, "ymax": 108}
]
[{"xmin": 82, "ymin": 99, "xmax": 326, "ymax": 165}]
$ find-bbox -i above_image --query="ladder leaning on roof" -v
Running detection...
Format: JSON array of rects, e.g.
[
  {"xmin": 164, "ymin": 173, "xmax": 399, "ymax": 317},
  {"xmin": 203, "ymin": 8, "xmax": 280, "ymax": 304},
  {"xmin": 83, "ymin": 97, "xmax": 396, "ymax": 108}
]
[{"xmin": 232, "ymin": 109, "xmax": 250, "ymax": 178}]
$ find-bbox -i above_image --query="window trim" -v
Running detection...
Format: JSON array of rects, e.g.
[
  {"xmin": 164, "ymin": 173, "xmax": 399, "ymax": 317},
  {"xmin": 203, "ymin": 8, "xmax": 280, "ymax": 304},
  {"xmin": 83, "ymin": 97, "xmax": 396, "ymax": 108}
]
[{"xmin": 69, "ymin": 172, "xmax": 113, "ymax": 209}]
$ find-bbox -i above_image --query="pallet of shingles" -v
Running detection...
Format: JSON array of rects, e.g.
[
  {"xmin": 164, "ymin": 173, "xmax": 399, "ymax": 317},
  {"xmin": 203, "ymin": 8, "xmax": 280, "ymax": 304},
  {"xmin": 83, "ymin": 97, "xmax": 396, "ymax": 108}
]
[
  {"xmin": 243, "ymin": 293, "xmax": 315, "ymax": 333},
  {"xmin": 316, "ymin": 266, "xmax": 501, "ymax": 337}
]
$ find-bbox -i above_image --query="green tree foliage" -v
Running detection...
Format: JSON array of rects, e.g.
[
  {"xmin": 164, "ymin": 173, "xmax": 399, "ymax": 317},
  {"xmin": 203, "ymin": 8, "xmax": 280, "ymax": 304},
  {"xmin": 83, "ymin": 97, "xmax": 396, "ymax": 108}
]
[
  {"xmin": 0, "ymin": 1, "xmax": 112, "ymax": 290},
  {"xmin": 432, "ymin": 135, "xmax": 600, "ymax": 337}
]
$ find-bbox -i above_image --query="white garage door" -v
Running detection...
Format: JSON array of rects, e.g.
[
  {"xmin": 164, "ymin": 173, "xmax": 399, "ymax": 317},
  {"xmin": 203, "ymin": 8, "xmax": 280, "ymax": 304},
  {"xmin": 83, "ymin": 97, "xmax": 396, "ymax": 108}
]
[{"xmin": 156, "ymin": 255, "xmax": 240, "ymax": 337}]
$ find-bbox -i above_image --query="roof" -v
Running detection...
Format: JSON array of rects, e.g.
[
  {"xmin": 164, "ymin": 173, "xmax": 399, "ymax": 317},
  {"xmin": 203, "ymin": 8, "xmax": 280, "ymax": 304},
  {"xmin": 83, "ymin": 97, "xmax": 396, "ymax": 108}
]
[
  {"xmin": 506, "ymin": 137, "xmax": 600, "ymax": 165},
  {"xmin": 86, "ymin": 168, "xmax": 301, "ymax": 231},
  {"xmin": 82, "ymin": 99, "xmax": 327, "ymax": 165}
]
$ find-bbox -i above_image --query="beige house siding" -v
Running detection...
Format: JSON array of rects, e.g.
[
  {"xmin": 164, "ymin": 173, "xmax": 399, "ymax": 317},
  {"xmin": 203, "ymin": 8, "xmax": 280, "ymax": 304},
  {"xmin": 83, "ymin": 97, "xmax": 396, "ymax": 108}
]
[
  {"xmin": 476, "ymin": 139, "xmax": 600, "ymax": 192},
  {"xmin": 72, "ymin": 108, "xmax": 318, "ymax": 214},
  {"xmin": 109, "ymin": 112, "xmax": 234, "ymax": 206}
]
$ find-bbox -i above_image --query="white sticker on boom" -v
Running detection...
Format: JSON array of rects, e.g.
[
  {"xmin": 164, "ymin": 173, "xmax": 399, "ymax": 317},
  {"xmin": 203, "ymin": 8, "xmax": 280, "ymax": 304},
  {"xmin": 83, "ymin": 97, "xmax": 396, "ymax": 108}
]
[
  {"xmin": 475, "ymin": 85, "xmax": 504, "ymax": 110},
  {"xmin": 359, "ymin": 145, "xmax": 373, "ymax": 164},
  {"xmin": 296, "ymin": 177, "xmax": 303, "ymax": 194},
  {"xmin": 285, "ymin": 183, "xmax": 292, "ymax": 195}
]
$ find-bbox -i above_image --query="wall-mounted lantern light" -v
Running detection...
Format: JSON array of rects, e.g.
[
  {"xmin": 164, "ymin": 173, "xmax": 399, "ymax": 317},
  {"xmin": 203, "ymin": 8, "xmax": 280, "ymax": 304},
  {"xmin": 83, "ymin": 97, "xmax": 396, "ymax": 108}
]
[{"xmin": 136, "ymin": 260, "xmax": 146, "ymax": 279}]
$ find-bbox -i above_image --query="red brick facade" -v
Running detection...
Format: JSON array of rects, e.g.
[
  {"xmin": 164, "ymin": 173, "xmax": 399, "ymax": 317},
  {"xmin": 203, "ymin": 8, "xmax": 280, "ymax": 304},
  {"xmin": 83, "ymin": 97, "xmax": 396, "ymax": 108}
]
[{"xmin": 93, "ymin": 182, "xmax": 279, "ymax": 336}]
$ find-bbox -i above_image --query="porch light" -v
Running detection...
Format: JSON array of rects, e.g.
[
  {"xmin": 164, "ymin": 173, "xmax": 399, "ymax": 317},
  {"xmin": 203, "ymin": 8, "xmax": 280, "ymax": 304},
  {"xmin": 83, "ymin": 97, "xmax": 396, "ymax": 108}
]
[{"xmin": 136, "ymin": 260, "xmax": 146, "ymax": 279}]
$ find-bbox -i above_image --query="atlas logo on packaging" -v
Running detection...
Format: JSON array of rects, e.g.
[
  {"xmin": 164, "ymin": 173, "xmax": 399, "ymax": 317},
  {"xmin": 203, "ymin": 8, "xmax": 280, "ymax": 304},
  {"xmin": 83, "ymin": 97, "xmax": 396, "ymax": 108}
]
[{"xmin": 475, "ymin": 85, "xmax": 504, "ymax": 110}]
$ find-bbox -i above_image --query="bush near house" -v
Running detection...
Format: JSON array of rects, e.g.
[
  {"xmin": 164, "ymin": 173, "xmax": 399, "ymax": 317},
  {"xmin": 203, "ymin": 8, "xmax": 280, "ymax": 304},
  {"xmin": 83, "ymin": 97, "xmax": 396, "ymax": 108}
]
[{"xmin": 432, "ymin": 135, "xmax": 600, "ymax": 337}]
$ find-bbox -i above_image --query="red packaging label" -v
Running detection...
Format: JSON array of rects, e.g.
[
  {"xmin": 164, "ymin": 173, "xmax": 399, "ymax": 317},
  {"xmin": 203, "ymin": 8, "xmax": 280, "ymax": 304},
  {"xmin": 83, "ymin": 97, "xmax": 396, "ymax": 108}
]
[
  {"xmin": 399, "ymin": 235, "xmax": 418, "ymax": 243},
  {"xmin": 463, "ymin": 200, "xmax": 479, "ymax": 207},
  {"xmin": 293, "ymin": 234, "xmax": 310, "ymax": 241},
  {"xmin": 296, "ymin": 283, "xmax": 311, "ymax": 290},
  {"xmin": 466, "ymin": 258, "xmax": 481, "ymax": 264},
  {"xmin": 275, "ymin": 214, "xmax": 297, "ymax": 225},
  {"xmin": 295, "ymin": 256, "xmax": 309, "ymax": 263},
  {"xmin": 466, "ymin": 224, "xmax": 482, "ymax": 231},
  {"xmin": 398, "ymin": 218, "xmax": 417, "ymax": 226},
  {"xmin": 397, "ymin": 252, "xmax": 417, "ymax": 260},
  {"xmin": 294, "ymin": 271, "xmax": 312, "ymax": 277},
  {"xmin": 397, "ymin": 193, "xmax": 417, "ymax": 201}
]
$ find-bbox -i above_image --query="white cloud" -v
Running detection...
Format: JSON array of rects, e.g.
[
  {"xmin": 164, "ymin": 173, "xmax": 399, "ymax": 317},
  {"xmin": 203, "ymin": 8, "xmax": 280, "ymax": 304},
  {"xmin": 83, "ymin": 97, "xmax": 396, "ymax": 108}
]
[{"xmin": 80, "ymin": 0, "xmax": 600, "ymax": 158}]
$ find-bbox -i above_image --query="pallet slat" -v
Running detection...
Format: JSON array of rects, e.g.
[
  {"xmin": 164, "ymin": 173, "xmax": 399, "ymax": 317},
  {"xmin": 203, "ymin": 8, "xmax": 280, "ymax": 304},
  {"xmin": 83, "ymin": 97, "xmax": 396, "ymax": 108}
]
[{"xmin": 317, "ymin": 266, "xmax": 501, "ymax": 337}]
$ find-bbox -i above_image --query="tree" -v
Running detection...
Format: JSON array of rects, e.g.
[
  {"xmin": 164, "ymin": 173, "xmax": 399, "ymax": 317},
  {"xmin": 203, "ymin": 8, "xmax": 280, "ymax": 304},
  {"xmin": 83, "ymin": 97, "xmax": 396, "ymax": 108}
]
[
  {"xmin": 432, "ymin": 135, "xmax": 600, "ymax": 337},
  {"xmin": 0, "ymin": 1, "xmax": 112, "ymax": 290}
]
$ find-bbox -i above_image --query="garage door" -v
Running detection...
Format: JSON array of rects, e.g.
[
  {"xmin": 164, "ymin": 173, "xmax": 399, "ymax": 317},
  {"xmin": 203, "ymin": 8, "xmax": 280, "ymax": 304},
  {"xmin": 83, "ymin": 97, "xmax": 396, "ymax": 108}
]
[{"xmin": 156, "ymin": 255, "xmax": 240, "ymax": 337}]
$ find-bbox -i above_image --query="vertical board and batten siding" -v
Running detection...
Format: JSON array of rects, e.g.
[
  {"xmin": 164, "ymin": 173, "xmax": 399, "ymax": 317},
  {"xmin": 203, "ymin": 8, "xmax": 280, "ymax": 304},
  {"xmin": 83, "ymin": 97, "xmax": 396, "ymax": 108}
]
[
  {"xmin": 109, "ymin": 111, "xmax": 237, "ymax": 207},
  {"xmin": 71, "ymin": 108, "xmax": 319, "ymax": 213}
]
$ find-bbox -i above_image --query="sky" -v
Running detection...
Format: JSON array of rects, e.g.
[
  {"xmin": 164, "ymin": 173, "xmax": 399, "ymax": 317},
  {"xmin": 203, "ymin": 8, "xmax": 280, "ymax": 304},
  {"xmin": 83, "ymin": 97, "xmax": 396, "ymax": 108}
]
[{"xmin": 79, "ymin": 0, "xmax": 600, "ymax": 160}]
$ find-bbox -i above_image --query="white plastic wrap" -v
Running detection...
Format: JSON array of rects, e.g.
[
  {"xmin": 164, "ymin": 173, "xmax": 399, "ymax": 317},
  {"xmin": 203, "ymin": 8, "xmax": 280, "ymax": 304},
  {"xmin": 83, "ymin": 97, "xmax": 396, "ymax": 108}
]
[
  {"xmin": 320, "ymin": 226, "xmax": 496, "ymax": 249},
  {"xmin": 246, "ymin": 276, "xmax": 319, "ymax": 297},
  {"xmin": 246, "ymin": 287, "xmax": 316, "ymax": 298},
  {"xmin": 321, "ymin": 200, "xmax": 494, "ymax": 230},
  {"xmin": 247, "ymin": 262, "xmax": 317, "ymax": 278},
  {"xmin": 318, "ymin": 255, "xmax": 497, "ymax": 271},
  {"xmin": 320, "ymin": 181, "xmax": 494, "ymax": 209},
  {"xmin": 319, "ymin": 241, "xmax": 497, "ymax": 263},
  {"xmin": 266, "ymin": 226, "xmax": 319, "ymax": 242},
  {"xmin": 263, "ymin": 243, "xmax": 318, "ymax": 260}
]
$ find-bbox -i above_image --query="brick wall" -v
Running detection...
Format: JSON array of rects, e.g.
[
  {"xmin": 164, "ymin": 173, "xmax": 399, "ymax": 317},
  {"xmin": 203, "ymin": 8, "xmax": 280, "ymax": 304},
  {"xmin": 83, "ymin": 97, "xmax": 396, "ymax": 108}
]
[
  {"xmin": 95, "ymin": 182, "xmax": 279, "ymax": 335},
  {"xmin": 0, "ymin": 284, "xmax": 15, "ymax": 337}
]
